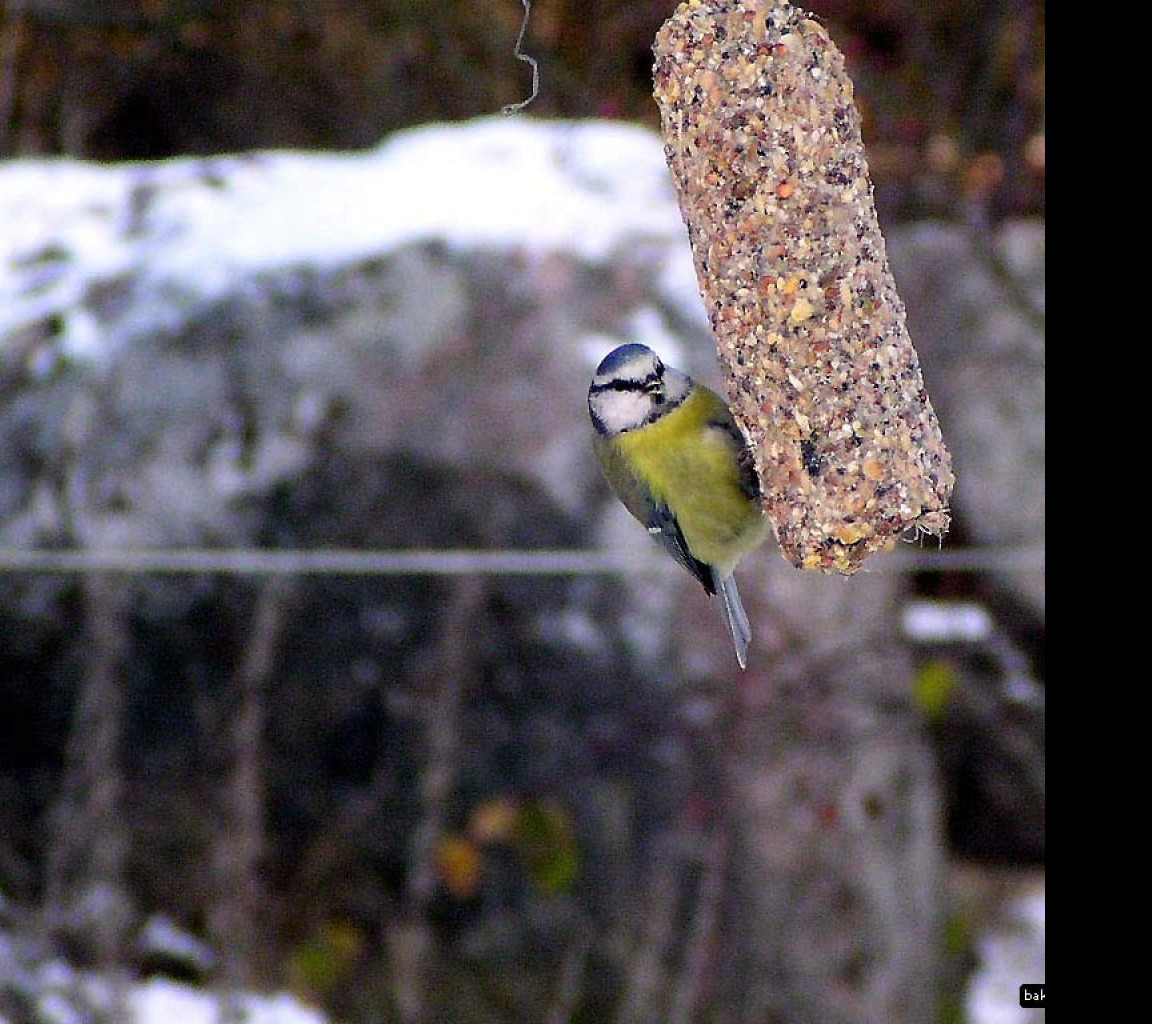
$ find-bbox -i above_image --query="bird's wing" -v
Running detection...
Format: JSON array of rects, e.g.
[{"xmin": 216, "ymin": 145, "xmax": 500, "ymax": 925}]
[
  {"xmin": 707, "ymin": 413, "xmax": 763, "ymax": 501},
  {"xmin": 645, "ymin": 501, "xmax": 716, "ymax": 595}
]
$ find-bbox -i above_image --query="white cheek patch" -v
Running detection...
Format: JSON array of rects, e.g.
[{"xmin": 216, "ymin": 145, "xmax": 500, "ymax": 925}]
[{"xmin": 595, "ymin": 389, "xmax": 654, "ymax": 433}]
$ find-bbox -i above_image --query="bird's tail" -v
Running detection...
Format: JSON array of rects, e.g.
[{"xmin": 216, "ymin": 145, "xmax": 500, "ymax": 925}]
[{"xmin": 713, "ymin": 570, "xmax": 752, "ymax": 670}]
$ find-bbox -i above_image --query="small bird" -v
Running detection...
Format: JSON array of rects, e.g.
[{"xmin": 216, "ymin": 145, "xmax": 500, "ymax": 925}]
[{"xmin": 588, "ymin": 343, "xmax": 768, "ymax": 669}]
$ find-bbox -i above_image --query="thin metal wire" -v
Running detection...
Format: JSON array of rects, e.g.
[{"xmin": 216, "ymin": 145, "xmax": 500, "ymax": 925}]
[
  {"xmin": 0, "ymin": 545, "xmax": 1044, "ymax": 577},
  {"xmin": 501, "ymin": 0, "xmax": 540, "ymax": 115}
]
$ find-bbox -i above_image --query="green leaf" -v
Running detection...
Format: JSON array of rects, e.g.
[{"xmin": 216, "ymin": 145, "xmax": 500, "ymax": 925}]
[
  {"xmin": 913, "ymin": 659, "xmax": 957, "ymax": 721},
  {"xmin": 515, "ymin": 798, "xmax": 580, "ymax": 893}
]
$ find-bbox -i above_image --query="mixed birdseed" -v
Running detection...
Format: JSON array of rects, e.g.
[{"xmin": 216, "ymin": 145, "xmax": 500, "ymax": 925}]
[{"xmin": 653, "ymin": 0, "xmax": 954, "ymax": 572}]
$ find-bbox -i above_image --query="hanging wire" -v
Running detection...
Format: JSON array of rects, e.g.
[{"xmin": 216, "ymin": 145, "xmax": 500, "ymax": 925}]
[
  {"xmin": 501, "ymin": 0, "xmax": 540, "ymax": 115},
  {"xmin": 0, "ymin": 545, "xmax": 1044, "ymax": 577}
]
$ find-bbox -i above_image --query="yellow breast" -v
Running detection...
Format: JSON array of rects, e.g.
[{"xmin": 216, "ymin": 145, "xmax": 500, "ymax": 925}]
[{"xmin": 615, "ymin": 388, "xmax": 767, "ymax": 571}]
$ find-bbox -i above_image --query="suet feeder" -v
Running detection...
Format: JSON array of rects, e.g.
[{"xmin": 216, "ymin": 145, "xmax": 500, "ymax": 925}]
[{"xmin": 653, "ymin": 0, "xmax": 954, "ymax": 573}]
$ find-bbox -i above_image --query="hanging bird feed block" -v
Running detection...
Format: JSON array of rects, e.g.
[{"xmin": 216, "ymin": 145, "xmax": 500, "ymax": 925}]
[{"xmin": 653, "ymin": 0, "xmax": 954, "ymax": 573}]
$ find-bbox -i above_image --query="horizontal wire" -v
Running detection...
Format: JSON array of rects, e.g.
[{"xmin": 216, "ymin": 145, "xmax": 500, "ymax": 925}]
[{"xmin": 0, "ymin": 545, "xmax": 1044, "ymax": 577}]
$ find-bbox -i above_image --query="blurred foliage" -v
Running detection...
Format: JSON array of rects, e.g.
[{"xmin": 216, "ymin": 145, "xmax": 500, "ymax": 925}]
[
  {"xmin": 284, "ymin": 919, "xmax": 366, "ymax": 1005},
  {"xmin": 512, "ymin": 797, "xmax": 579, "ymax": 894},
  {"xmin": 436, "ymin": 831, "xmax": 484, "ymax": 900},
  {"xmin": 436, "ymin": 797, "xmax": 581, "ymax": 903},
  {"xmin": 937, "ymin": 908, "xmax": 976, "ymax": 1024},
  {"xmin": 912, "ymin": 658, "xmax": 958, "ymax": 722},
  {"xmin": 1, "ymin": 0, "xmax": 1043, "ymax": 220}
]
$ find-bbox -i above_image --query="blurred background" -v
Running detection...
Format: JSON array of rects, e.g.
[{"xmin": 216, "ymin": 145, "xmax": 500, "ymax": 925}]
[{"xmin": 0, "ymin": 2, "xmax": 1043, "ymax": 1023}]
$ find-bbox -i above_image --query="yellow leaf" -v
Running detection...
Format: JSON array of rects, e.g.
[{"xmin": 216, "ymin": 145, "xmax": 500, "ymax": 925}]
[
  {"xmin": 436, "ymin": 833, "xmax": 483, "ymax": 899},
  {"xmin": 469, "ymin": 797, "xmax": 521, "ymax": 844}
]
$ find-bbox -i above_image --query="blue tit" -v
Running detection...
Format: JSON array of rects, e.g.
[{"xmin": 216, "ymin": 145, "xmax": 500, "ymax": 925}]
[{"xmin": 588, "ymin": 343, "xmax": 768, "ymax": 669}]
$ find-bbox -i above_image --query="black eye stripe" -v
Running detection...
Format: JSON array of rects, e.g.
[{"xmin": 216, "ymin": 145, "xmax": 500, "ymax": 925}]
[{"xmin": 590, "ymin": 371, "xmax": 662, "ymax": 395}]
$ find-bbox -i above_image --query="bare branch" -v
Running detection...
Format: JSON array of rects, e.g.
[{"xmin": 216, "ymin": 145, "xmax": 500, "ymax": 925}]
[
  {"xmin": 388, "ymin": 574, "xmax": 485, "ymax": 1024},
  {"xmin": 667, "ymin": 828, "xmax": 729, "ymax": 1024},
  {"xmin": 209, "ymin": 576, "xmax": 295, "ymax": 1006},
  {"xmin": 544, "ymin": 915, "xmax": 594, "ymax": 1024}
]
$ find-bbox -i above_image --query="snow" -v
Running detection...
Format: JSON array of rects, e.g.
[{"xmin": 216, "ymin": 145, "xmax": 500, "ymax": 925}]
[
  {"xmin": 129, "ymin": 979, "xmax": 327, "ymax": 1024},
  {"xmin": 0, "ymin": 921, "xmax": 327, "ymax": 1024},
  {"xmin": 900, "ymin": 599, "xmax": 993, "ymax": 642},
  {"xmin": 1, "ymin": 117, "xmax": 697, "ymax": 367},
  {"xmin": 965, "ymin": 883, "xmax": 1045, "ymax": 1024},
  {"xmin": 137, "ymin": 913, "xmax": 217, "ymax": 973}
]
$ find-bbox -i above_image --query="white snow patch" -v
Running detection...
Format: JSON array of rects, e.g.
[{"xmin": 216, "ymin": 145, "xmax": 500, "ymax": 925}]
[
  {"xmin": 129, "ymin": 978, "xmax": 327, "ymax": 1024},
  {"xmin": 901, "ymin": 599, "xmax": 992, "ymax": 643},
  {"xmin": 2, "ymin": 117, "xmax": 698, "ymax": 366},
  {"xmin": 965, "ymin": 882, "xmax": 1045, "ymax": 1024},
  {"xmin": 137, "ymin": 914, "xmax": 217, "ymax": 973}
]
